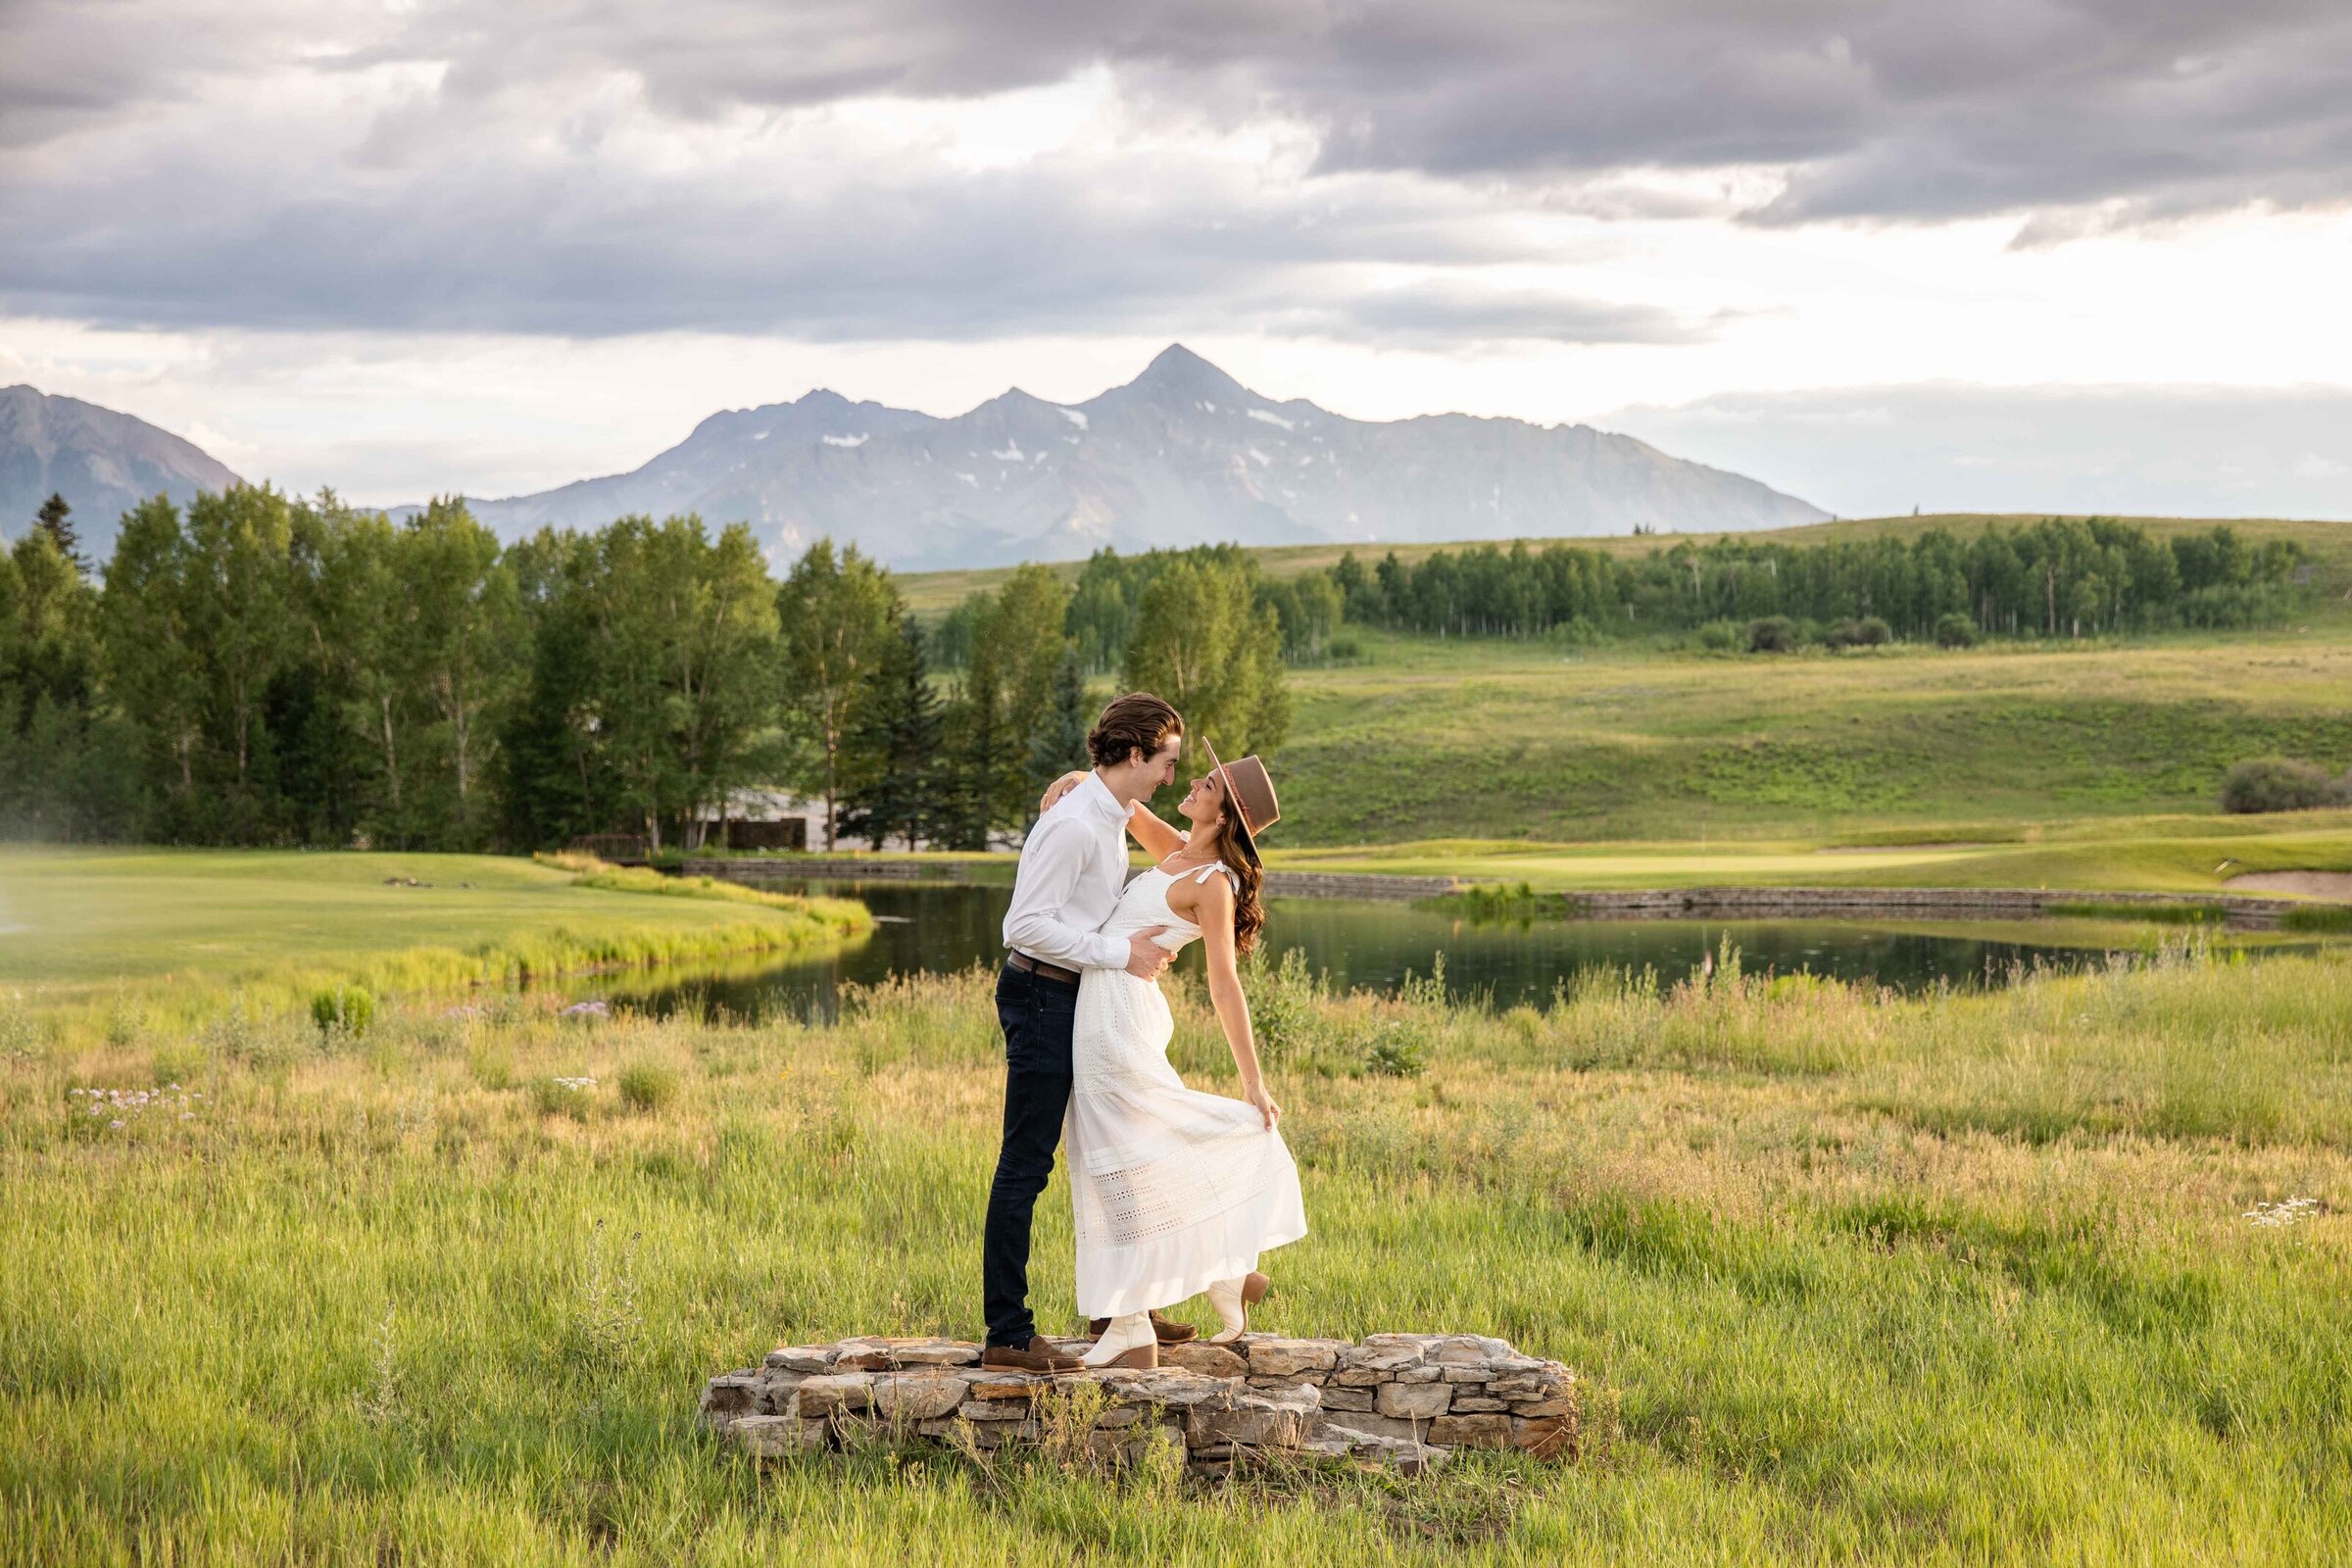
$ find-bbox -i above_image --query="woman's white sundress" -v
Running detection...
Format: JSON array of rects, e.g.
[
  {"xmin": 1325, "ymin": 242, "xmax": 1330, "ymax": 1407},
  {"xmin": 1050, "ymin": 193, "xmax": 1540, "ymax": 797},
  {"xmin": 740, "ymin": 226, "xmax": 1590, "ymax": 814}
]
[{"xmin": 1067, "ymin": 861, "xmax": 1307, "ymax": 1319}]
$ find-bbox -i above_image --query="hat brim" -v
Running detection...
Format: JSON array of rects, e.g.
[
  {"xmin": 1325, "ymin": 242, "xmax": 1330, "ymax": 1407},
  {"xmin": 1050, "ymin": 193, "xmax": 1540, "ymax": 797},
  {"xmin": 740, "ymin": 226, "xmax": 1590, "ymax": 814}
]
[{"xmin": 1199, "ymin": 737, "xmax": 1263, "ymax": 867}]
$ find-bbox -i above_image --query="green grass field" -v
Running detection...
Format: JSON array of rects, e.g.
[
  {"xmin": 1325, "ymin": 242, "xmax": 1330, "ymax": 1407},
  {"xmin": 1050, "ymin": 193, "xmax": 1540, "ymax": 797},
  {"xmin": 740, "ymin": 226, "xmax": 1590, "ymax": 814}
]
[
  {"xmin": 890, "ymin": 514, "xmax": 2352, "ymax": 853},
  {"xmin": 0, "ymin": 848, "xmax": 870, "ymax": 1036},
  {"xmin": 1270, "ymin": 627, "xmax": 2352, "ymax": 846},
  {"xmin": 5, "ymin": 943, "xmax": 2349, "ymax": 1564}
]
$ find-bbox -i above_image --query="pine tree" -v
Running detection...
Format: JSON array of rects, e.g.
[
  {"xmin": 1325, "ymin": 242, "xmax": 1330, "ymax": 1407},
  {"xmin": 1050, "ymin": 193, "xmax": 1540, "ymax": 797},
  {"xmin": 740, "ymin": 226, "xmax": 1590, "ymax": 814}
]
[
  {"xmin": 35, "ymin": 493, "xmax": 82, "ymax": 574},
  {"xmin": 933, "ymin": 678, "xmax": 1006, "ymax": 853},
  {"xmin": 841, "ymin": 617, "xmax": 944, "ymax": 850},
  {"xmin": 1023, "ymin": 648, "xmax": 1090, "ymax": 808}
]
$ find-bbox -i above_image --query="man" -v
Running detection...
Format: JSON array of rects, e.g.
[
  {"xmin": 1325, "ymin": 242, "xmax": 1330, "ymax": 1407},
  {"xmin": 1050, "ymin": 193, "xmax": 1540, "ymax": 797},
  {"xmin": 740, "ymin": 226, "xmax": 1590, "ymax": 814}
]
[{"xmin": 981, "ymin": 692, "xmax": 1190, "ymax": 1372}]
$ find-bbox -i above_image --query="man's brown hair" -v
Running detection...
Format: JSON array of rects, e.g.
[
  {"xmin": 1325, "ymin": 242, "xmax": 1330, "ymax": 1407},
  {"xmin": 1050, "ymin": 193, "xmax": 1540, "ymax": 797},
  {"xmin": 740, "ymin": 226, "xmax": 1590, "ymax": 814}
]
[{"xmin": 1088, "ymin": 692, "xmax": 1182, "ymax": 768}]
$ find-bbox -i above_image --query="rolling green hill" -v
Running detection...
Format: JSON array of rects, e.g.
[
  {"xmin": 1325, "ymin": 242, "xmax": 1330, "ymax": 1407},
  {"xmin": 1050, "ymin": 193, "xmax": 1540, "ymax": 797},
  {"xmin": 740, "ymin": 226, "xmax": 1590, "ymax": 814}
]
[
  {"xmin": 1272, "ymin": 626, "xmax": 2352, "ymax": 845},
  {"xmin": 899, "ymin": 514, "xmax": 2352, "ymax": 848}
]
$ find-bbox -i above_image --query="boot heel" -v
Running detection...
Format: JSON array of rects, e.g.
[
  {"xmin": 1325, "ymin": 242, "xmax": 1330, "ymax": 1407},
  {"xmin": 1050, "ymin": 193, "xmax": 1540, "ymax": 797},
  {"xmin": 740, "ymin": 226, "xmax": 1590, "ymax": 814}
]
[
  {"xmin": 1243, "ymin": 1271, "xmax": 1272, "ymax": 1306},
  {"xmin": 1105, "ymin": 1342, "xmax": 1157, "ymax": 1369}
]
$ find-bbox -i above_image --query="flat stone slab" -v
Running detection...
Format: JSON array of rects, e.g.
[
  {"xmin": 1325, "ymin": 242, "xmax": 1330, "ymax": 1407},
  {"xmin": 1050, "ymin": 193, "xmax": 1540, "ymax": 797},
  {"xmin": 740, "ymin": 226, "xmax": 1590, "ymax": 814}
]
[{"xmin": 707, "ymin": 1331, "xmax": 1578, "ymax": 1480}]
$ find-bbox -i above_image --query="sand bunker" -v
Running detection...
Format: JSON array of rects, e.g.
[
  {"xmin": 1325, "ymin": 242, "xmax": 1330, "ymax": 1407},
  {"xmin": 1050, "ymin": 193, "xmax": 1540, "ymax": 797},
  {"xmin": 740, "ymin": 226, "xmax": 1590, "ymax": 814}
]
[{"xmin": 2226, "ymin": 871, "xmax": 2352, "ymax": 900}]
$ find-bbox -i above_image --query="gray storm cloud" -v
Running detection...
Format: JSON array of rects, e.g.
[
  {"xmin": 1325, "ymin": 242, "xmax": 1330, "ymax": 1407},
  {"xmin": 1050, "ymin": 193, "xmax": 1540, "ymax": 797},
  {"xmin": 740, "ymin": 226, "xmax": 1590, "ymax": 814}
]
[
  {"xmin": 313, "ymin": 0, "xmax": 2352, "ymax": 229},
  {"xmin": 4, "ymin": 0, "xmax": 2350, "ymax": 342}
]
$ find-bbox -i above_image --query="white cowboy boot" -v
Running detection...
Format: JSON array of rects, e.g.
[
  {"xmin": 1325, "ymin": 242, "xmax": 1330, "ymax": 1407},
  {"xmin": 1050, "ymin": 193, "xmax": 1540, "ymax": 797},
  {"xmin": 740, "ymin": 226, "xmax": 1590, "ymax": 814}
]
[
  {"xmin": 1204, "ymin": 1272, "xmax": 1272, "ymax": 1344},
  {"xmin": 1081, "ymin": 1311, "xmax": 1159, "ymax": 1369}
]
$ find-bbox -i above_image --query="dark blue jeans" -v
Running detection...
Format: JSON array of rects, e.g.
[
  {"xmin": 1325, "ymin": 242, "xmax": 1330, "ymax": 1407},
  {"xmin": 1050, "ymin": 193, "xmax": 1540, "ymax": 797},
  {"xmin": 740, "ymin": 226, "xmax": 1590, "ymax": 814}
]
[{"xmin": 983, "ymin": 960, "xmax": 1079, "ymax": 1348}]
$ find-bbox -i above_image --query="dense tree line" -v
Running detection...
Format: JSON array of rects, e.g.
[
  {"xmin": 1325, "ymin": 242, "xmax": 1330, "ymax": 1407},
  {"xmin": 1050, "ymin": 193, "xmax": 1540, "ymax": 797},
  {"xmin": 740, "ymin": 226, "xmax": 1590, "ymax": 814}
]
[
  {"xmin": 929, "ymin": 520, "xmax": 2304, "ymax": 689},
  {"xmin": 1325, "ymin": 519, "xmax": 2307, "ymax": 644},
  {"xmin": 0, "ymin": 488, "xmax": 1291, "ymax": 850},
  {"xmin": 938, "ymin": 544, "xmax": 1342, "ymax": 673},
  {"xmin": 915, "ymin": 554, "xmax": 1291, "ymax": 846},
  {"xmin": 8, "ymin": 493, "xmax": 2301, "ymax": 847}
]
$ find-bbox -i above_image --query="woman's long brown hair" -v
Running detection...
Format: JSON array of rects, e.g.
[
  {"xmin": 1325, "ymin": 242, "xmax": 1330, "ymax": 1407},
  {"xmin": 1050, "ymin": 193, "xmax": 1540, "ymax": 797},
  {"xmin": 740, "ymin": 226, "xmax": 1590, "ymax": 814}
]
[{"xmin": 1200, "ymin": 792, "xmax": 1267, "ymax": 959}]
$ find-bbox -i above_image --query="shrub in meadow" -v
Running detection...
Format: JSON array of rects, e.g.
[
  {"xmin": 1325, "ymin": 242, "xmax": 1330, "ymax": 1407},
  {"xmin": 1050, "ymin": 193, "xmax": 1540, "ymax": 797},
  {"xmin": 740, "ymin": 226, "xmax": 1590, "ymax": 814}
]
[
  {"xmin": 1246, "ymin": 947, "xmax": 1329, "ymax": 1067},
  {"xmin": 2219, "ymin": 757, "xmax": 2347, "ymax": 813},
  {"xmin": 104, "ymin": 1006, "xmax": 145, "ymax": 1052},
  {"xmin": 0, "ymin": 993, "xmax": 44, "ymax": 1063},
  {"xmin": 1825, "ymin": 615, "xmax": 1891, "ymax": 649},
  {"xmin": 569, "ymin": 1219, "xmax": 642, "ymax": 1369},
  {"xmin": 1935, "ymin": 611, "xmax": 1982, "ymax": 648},
  {"xmin": 310, "ymin": 984, "xmax": 377, "ymax": 1042},
  {"xmin": 149, "ymin": 1041, "xmax": 205, "ymax": 1087},
  {"xmin": 616, "ymin": 1060, "xmax": 680, "ymax": 1113},
  {"xmin": 1695, "ymin": 618, "xmax": 1744, "ymax": 653},
  {"xmin": 533, "ymin": 1075, "xmax": 598, "ymax": 1120},
  {"xmin": 1545, "ymin": 616, "xmax": 1607, "ymax": 650},
  {"xmin": 1362, "ymin": 1019, "xmax": 1432, "ymax": 1077},
  {"xmin": 1746, "ymin": 615, "xmax": 1800, "ymax": 653}
]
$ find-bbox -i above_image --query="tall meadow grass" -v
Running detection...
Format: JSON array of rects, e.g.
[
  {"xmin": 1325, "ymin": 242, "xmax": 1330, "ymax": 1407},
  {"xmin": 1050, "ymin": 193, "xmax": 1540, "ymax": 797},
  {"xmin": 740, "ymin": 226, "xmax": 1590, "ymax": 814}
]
[{"xmin": 3, "ymin": 948, "xmax": 2349, "ymax": 1563}]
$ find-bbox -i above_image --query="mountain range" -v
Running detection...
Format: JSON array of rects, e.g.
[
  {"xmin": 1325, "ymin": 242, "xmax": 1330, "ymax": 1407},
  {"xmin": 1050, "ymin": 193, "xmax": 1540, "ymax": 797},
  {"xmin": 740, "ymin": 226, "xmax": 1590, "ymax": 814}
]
[
  {"xmin": 0, "ymin": 385, "xmax": 242, "ymax": 557},
  {"xmin": 5, "ymin": 347, "xmax": 1827, "ymax": 569},
  {"xmin": 444, "ymin": 345, "xmax": 1826, "ymax": 567}
]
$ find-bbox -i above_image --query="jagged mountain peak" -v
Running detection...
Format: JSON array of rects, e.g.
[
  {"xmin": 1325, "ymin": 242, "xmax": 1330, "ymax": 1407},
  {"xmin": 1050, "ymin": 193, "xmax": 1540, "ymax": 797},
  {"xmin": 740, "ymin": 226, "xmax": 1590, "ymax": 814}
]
[{"xmin": 1121, "ymin": 343, "xmax": 1248, "ymax": 404}]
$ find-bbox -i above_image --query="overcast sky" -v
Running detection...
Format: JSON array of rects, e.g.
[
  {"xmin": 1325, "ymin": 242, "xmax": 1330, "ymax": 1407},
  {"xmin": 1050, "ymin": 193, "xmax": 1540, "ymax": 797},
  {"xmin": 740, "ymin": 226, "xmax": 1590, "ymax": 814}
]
[{"xmin": 5, "ymin": 0, "xmax": 2350, "ymax": 520}]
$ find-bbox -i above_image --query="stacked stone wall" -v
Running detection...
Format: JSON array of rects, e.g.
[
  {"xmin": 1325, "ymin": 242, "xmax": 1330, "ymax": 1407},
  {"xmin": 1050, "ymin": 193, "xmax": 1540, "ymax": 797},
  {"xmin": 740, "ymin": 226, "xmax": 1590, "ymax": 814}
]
[{"xmin": 702, "ymin": 1332, "xmax": 1577, "ymax": 1480}]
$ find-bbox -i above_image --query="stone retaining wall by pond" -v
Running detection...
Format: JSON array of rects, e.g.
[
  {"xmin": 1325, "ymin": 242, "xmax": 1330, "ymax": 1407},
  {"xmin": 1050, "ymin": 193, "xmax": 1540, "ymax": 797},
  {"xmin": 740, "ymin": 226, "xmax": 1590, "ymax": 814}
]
[
  {"xmin": 701, "ymin": 1332, "xmax": 1578, "ymax": 1481},
  {"xmin": 1529, "ymin": 885, "xmax": 2308, "ymax": 929}
]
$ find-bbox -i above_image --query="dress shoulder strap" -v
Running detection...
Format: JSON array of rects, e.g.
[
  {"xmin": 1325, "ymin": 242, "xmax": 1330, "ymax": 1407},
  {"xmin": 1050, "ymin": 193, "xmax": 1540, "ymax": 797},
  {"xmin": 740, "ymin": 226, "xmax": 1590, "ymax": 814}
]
[{"xmin": 1190, "ymin": 861, "xmax": 1240, "ymax": 893}]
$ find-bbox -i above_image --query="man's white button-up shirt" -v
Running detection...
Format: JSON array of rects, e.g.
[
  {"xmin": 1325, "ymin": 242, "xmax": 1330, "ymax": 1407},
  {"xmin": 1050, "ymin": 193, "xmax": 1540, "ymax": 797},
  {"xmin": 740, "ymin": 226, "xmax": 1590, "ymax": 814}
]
[{"xmin": 1002, "ymin": 770, "xmax": 1132, "ymax": 972}]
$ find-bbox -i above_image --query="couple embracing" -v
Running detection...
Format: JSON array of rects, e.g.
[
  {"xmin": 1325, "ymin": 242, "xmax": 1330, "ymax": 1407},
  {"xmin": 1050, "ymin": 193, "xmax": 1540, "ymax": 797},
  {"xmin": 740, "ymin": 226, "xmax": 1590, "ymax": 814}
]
[{"xmin": 980, "ymin": 693, "xmax": 1307, "ymax": 1373}]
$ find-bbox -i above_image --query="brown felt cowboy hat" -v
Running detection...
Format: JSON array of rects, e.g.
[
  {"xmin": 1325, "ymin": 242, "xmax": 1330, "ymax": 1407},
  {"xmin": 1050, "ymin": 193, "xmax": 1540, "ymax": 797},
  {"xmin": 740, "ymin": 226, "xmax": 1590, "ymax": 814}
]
[{"xmin": 1199, "ymin": 737, "xmax": 1280, "ymax": 866}]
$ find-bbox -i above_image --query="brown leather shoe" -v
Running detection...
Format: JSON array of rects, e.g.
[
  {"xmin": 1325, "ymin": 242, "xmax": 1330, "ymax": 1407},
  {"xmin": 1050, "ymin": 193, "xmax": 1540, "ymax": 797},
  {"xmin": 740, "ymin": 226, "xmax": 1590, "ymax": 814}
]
[
  {"xmin": 981, "ymin": 1336, "xmax": 1083, "ymax": 1373},
  {"xmin": 1085, "ymin": 1308, "xmax": 1198, "ymax": 1345}
]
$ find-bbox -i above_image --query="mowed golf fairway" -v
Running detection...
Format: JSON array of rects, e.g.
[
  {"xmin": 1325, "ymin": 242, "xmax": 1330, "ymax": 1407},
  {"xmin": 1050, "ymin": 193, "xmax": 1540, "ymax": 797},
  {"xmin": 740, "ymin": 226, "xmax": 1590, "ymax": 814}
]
[{"xmin": 0, "ymin": 849, "xmax": 867, "ymax": 993}]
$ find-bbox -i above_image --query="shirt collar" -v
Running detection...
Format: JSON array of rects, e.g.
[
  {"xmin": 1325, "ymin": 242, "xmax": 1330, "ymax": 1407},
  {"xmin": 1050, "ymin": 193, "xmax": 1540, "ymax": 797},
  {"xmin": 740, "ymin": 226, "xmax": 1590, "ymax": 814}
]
[{"xmin": 1079, "ymin": 771, "xmax": 1126, "ymax": 821}]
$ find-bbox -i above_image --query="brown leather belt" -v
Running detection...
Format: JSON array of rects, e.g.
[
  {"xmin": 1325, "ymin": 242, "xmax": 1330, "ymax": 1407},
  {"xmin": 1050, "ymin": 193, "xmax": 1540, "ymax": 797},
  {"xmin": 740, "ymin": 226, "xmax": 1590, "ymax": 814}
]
[{"xmin": 1005, "ymin": 951, "xmax": 1081, "ymax": 987}]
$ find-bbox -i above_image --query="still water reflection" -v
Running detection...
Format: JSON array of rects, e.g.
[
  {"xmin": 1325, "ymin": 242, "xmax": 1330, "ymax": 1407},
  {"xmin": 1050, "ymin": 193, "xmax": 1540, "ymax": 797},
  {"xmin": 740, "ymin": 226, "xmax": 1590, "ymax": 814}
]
[{"xmin": 564, "ymin": 879, "xmax": 2268, "ymax": 1024}]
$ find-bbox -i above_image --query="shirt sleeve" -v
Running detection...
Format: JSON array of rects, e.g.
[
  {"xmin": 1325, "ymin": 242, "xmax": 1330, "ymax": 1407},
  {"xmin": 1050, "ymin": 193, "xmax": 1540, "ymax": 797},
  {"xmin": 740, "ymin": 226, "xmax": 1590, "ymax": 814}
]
[{"xmin": 1003, "ymin": 814, "xmax": 1130, "ymax": 971}]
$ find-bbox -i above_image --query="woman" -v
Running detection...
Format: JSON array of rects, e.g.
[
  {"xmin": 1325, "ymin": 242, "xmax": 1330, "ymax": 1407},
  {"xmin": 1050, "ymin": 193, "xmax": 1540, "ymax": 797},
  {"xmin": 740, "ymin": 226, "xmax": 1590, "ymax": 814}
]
[{"xmin": 1043, "ymin": 741, "xmax": 1307, "ymax": 1369}]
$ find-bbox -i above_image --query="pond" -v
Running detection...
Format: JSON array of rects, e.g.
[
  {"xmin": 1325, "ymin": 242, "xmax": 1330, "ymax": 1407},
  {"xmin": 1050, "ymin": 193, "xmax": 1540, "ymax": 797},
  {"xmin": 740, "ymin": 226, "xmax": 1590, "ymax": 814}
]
[{"xmin": 562, "ymin": 879, "xmax": 2308, "ymax": 1023}]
